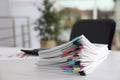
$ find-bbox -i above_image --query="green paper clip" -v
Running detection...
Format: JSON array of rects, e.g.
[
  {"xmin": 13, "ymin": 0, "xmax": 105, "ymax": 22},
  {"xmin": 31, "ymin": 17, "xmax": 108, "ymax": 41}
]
[
  {"xmin": 65, "ymin": 69, "xmax": 73, "ymax": 73},
  {"xmin": 72, "ymin": 37, "xmax": 79, "ymax": 42},
  {"xmin": 61, "ymin": 44, "xmax": 76, "ymax": 51}
]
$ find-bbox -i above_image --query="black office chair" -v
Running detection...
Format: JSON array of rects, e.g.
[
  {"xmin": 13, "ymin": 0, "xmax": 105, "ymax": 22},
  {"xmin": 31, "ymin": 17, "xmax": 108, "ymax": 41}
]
[{"xmin": 70, "ymin": 19, "xmax": 116, "ymax": 50}]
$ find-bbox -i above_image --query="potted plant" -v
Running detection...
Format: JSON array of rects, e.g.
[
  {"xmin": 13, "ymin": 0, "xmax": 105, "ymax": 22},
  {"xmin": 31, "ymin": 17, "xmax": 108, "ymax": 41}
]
[{"xmin": 34, "ymin": 0, "xmax": 61, "ymax": 48}]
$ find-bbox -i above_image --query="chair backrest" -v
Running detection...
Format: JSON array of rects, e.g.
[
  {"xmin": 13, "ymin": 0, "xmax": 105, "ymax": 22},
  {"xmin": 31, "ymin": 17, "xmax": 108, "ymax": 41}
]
[{"xmin": 70, "ymin": 19, "xmax": 116, "ymax": 50}]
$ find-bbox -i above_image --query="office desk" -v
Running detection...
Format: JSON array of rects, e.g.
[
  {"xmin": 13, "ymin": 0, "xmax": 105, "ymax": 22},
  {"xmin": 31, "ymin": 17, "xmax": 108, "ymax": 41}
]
[{"xmin": 0, "ymin": 51, "xmax": 120, "ymax": 80}]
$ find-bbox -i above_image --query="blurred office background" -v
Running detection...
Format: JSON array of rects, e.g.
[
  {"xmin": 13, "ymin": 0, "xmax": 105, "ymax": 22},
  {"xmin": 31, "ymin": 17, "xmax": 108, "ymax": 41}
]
[{"xmin": 0, "ymin": 0, "xmax": 120, "ymax": 50}]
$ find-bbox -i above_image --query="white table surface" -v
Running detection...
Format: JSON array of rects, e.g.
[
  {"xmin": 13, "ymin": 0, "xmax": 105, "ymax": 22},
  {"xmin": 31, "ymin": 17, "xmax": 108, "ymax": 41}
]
[{"xmin": 0, "ymin": 50, "xmax": 120, "ymax": 80}]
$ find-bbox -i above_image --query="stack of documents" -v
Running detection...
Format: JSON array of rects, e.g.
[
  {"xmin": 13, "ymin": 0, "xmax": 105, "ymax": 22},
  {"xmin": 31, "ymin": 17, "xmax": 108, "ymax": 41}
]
[{"xmin": 36, "ymin": 35, "xmax": 110, "ymax": 76}]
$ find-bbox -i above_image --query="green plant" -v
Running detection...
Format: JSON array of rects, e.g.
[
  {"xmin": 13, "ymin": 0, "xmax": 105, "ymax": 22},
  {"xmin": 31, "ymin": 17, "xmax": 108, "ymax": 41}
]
[{"xmin": 34, "ymin": 0, "xmax": 61, "ymax": 41}]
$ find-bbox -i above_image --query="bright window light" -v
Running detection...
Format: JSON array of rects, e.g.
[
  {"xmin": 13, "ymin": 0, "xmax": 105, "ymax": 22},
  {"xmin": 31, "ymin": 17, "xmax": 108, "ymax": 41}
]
[{"xmin": 54, "ymin": 0, "xmax": 115, "ymax": 11}]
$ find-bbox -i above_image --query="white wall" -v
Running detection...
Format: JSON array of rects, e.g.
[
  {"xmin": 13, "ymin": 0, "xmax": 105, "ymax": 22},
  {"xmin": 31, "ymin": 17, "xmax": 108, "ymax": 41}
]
[
  {"xmin": 9, "ymin": 0, "xmax": 44, "ymax": 48},
  {"xmin": 0, "ymin": 0, "xmax": 10, "ymax": 16},
  {"xmin": 0, "ymin": 0, "xmax": 14, "ymax": 47}
]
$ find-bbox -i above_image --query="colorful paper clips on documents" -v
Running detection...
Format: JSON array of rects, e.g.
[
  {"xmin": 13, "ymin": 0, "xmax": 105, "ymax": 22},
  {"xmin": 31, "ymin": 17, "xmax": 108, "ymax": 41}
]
[{"xmin": 36, "ymin": 35, "xmax": 110, "ymax": 76}]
